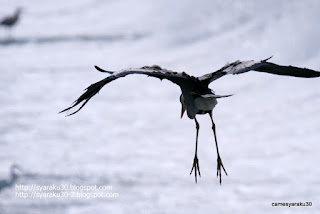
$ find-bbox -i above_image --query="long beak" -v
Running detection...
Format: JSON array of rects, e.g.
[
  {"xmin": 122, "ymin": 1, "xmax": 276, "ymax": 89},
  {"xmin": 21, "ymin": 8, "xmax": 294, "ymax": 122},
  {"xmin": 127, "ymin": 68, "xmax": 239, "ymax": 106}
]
[{"xmin": 180, "ymin": 105, "xmax": 186, "ymax": 118}]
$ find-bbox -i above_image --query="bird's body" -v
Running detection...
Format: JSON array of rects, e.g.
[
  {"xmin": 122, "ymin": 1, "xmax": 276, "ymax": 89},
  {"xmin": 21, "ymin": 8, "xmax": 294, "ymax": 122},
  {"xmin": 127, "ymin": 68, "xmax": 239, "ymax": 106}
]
[
  {"xmin": 61, "ymin": 57, "xmax": 320, "ymax": 184},
  {"xmin": 0, "ymin": 164, "xmax": 20, "ymax": 192},
  {"xmin": 0, "ymin": 8, "xmax": 21, "ymax": 28},
  {"xmin": 1, "ymin": 8, "xmax": 22, "ymax": 40},
  {"xmin": 194, "ymin": 96, "xmax": 217, "ymax": 114},
  {"xmin": 180, "ymin": 93, "xmax": 220, "ymax": 118}
]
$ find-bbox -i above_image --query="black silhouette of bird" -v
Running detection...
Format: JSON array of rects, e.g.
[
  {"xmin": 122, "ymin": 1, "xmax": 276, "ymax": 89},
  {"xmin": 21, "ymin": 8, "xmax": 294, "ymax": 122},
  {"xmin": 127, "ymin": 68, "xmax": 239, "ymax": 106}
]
[
  {"xmin": 1, "ymin": 8, "xmax": 22, "ymax": 38},
  {"xmin": 60, "ymin": 57, "xmax": 320, "ymax": 183}
]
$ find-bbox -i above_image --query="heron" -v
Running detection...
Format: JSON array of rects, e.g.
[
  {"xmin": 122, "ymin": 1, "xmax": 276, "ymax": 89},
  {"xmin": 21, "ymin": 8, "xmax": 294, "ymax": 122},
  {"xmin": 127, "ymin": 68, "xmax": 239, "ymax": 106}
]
[
  {"xmin": 0, "ymin": 8, "xmax": 22, "ymax": 39},
  {"xmin": 0, "ymin": 164, "xmax": 21, "ymax": 192},
  {"xmin": 60, "ymin": 57, "xmax": 320, "ymax": 184}
]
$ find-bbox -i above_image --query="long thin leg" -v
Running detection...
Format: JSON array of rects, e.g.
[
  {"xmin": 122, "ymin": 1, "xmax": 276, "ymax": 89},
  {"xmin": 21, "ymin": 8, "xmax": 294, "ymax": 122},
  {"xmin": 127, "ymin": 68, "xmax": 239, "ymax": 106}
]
[
  {"xmin": 190, "ymin": 117, "xmax": 201, "ymax": 183},
  {"xmin": 6, "ymin": 29, "xmax": 12, "ymax": 41},
  {"xmin": 209, "ymin": 112, "xmax": 227, "ymax": 184}
]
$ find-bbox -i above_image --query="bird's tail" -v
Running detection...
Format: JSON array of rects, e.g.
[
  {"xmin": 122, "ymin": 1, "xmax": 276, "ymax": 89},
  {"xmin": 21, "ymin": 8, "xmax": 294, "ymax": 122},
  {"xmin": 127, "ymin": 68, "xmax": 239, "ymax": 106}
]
[{"xmin": 59, "ymin": 78, "xmax": 109, "ymax": 116}]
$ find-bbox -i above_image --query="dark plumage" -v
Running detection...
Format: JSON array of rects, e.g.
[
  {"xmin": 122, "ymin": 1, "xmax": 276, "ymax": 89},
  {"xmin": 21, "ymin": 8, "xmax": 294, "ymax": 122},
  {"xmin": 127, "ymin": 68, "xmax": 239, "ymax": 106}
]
[{"xmin": 0, "ymin": 8, "xmax": 22, "ymax": 28}]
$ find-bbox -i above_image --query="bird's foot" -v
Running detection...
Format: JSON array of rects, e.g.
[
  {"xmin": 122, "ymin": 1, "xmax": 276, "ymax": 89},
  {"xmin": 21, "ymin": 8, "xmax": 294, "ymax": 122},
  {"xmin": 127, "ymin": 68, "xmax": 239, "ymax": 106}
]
[
  {"xmin": 190, "ymin": 155, "xmax": 201, "ymax": 183},
  {"xmin": 217, "ymin": 155, "xmax": 227, "ymax": 184}
]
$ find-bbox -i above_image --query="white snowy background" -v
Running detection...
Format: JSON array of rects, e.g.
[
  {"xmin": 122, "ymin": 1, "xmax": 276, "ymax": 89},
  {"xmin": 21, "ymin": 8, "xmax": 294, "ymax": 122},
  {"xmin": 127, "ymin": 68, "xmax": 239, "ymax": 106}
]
[{"xmin": 0, "ymin": 0, "xmax": 319, "ymax": 213}]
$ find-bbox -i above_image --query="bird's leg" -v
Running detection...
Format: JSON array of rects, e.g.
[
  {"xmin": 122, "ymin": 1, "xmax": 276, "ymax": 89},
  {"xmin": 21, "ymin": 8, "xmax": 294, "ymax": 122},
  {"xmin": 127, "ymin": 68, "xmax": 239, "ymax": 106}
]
[
  {"xmin": 190, "ymin": 117, "xmax": 201, "ymax": 183},
  {"xmin": 9, "ymin": 29, "xmax": 13, "ymax": 40},
  {"xmin": 6, "ymin": 29, "xmax": 12, "ymax": 41},
  {"xmin": 209, "ymin": 112, "xmax": 227, "ymax": 184}
]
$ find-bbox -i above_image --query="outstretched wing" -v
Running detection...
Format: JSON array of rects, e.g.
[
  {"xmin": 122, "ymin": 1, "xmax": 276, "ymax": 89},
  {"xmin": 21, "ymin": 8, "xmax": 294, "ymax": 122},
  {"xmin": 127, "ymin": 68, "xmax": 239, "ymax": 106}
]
[
  {"xmin": 199, "ymin": 56, "xmax": 320, "ymax": 85},
  {"xmin": 60, "ymin": 65, "xmax": 196, "ymax": 116}
]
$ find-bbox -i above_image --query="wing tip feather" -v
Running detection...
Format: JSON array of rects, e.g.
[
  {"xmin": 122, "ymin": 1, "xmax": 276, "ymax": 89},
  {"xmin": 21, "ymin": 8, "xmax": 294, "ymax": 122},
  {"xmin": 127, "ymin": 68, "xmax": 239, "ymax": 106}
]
[{"xmin": 94, "ymin": 65, "xmax": 114, "ymax": 74}]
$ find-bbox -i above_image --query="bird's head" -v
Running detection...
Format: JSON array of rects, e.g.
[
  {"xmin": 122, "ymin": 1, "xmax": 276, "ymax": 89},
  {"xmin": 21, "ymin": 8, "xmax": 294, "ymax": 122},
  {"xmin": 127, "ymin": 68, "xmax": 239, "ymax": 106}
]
[
  {"xmin": 15, "ymin": 7, "xmax": 23, "ymax": 16},
  {"xmin": 179, "ymin": 94, "xmax": 186, "ymax": 118}
]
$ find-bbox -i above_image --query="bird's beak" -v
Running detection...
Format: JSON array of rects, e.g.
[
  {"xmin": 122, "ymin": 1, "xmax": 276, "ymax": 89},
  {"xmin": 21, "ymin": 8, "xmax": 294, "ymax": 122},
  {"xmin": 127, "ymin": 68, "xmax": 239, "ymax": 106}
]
[{"xmin": 180, "ymin": 105, "xmax": 186, "ymax": 118}]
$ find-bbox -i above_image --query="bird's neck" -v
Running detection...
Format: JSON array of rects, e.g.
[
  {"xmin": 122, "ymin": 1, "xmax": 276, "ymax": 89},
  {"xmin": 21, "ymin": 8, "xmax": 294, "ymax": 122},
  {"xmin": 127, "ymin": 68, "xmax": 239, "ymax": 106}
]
[
  {"xmin": 9, "ymin": 170, "xmax": 18, "ymax": 184},
  {"xmin": 14, "ymin": 10, "xmax": 21, "ymax": 18}
]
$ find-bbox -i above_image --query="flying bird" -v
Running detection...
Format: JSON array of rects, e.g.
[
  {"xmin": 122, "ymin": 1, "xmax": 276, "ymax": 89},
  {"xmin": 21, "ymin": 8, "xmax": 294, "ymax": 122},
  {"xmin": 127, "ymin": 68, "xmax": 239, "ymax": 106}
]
[
  {"xmin": 60, "ymin": 57, "xmax": 320, "ymax": 184},
  {"xmin": 0, "ymin": 164, "xmax": 21, "ymax": 192}
]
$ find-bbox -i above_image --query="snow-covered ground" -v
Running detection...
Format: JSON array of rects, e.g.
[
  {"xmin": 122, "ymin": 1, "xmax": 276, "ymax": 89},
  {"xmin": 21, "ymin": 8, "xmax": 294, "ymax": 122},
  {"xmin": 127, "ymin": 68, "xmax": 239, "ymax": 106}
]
[{"xmin": 0, "ymin": 0, "xmax": 319, "ymax": 213}]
